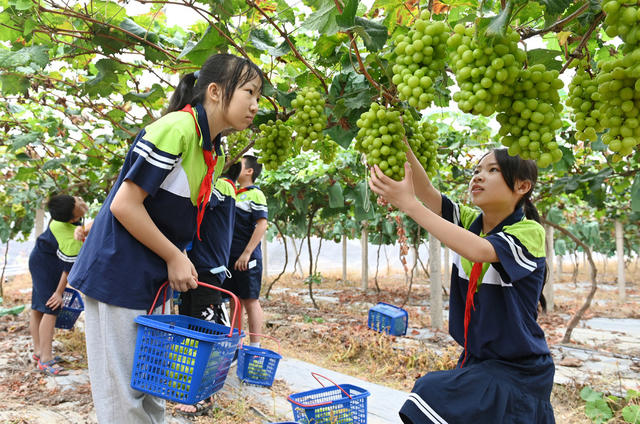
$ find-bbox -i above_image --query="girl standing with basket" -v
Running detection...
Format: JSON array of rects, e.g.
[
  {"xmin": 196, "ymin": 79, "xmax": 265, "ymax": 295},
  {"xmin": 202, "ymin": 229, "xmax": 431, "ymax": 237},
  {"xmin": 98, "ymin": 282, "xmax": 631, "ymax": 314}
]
[
  {"xmin": 369, "ymin": 148, "xmax": 555, "ymax": 423},
  {"xmin": 68, "ymin": 53, "xmax": 262, "ymax": 423}
]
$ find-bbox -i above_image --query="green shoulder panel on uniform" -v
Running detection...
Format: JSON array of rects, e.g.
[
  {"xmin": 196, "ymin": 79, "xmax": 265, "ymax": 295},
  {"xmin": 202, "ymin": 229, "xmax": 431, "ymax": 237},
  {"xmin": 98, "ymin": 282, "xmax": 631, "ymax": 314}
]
[
  {"xmin": 215, "ymin": 178, "xmax": 236, "ymax": 200},
  {"xmin": 143, "ymin": 111, "xmax": 196, "ymax": 155},
  {"xmin": 459, "ymin": 203, "xmax": 480, "ymax": 230},
  {"xmin": 49, "ymin": 220, "xmax": 83, "ymax": 256},
  {"xmin": 244, "ymin": 188, "xmax": 266, "ymax": 205},
  {"xmin": 502, "ymin": 219, "xmax": 546, "ymax": 258}
]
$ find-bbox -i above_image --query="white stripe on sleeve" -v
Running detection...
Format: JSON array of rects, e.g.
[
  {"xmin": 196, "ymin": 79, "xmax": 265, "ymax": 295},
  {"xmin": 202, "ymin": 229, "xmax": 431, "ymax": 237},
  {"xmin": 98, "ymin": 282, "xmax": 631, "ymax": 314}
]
[
  {"xmin": 497, "ymin": 232, "xmax": 537, "ymax": 272},
  {"xmin": 407, "ymin": 393, "xmax": 449, "ymax": 424}
]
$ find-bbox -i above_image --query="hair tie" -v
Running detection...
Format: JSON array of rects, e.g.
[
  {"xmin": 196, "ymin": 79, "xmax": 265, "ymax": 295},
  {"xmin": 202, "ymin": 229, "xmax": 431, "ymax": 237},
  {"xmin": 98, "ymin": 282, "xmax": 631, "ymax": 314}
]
[{"xmin": 193, "ymin": 70, "xmax": 200, "ymax": 79}]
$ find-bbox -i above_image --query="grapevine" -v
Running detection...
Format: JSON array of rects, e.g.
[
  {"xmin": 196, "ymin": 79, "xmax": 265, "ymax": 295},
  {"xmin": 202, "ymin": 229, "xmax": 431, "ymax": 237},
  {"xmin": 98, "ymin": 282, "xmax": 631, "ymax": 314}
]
[
  {"xmin": 495, "ymin": 63, "xmax": 565, "ymax": 168},
  {"xmin": 448, "ymin": 24, "xmax": 526, "ymax": 117},
  {"xmin": 567, "ymin": 60, "xmax": 603, "ymax": 143},
  {"xmin": 225, "ymin": 129, "xmax": 253, "ymax": 162},
  {"xmin": 402, "ymin": 111, "xmax": 439, "ymax": 177},
  {"xmin": 390, "ymin": 9, "xmax": 449, "ymax": 110},
  {"xmin": 314, "ymin": 134, "xmax": 341, "ymax": 164},
  {"xmin": 290, "ymin": 86, "xmax": 327, "ymax": 150},
  {"xmin": 253, "ymin": 119, "xmax": 293, "ymax": 171},
  {"xmin": 355, "ymin": 103, "xmax": 407, "ymax": 181}
]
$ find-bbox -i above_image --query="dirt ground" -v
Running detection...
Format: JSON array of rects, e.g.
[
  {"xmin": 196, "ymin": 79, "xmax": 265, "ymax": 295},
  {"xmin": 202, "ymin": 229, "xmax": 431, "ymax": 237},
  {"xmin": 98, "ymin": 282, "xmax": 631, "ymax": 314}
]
[{"xmin": 1, "ymin": 262, "xmax": 639, "ymax": 423}]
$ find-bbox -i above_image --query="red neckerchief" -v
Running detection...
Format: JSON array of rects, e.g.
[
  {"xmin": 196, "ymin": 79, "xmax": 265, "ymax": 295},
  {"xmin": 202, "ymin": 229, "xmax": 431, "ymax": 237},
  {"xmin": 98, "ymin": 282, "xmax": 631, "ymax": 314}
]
[
  {"xmin": 461, "ymin": 262, "xmax": 483, "ymax": 368},
  {"xmin": 236, "ymin": 186, "xmax": 250, "ymax": 195},
  {"xmin": 180, "ymin": 104, "xmax": 217, "ymax": 241},
  {"xmin": 222, "ymin": 178, "xmax": 236, "ymax": 194}
]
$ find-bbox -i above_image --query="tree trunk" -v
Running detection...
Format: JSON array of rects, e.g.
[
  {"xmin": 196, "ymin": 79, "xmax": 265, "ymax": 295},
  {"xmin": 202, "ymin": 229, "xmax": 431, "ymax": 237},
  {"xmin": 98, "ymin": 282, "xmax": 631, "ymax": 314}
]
[
  {"xmin": 291, "ymin": 236, "xmax": 305, "ymax": 277},
  {"xmin": 262, "ymin": 232, "xmax": 268, "ymax": 281},
  {"xmin": 306, "ymin": 208, "xmax": 320, "ymax": 309},
  {"xmin": 374, "ymin": 243, "xmax": 381, "ymax": 293},
  {"xmin": 544, "ymin": 224, "xmax": 555, "ymax": 312},
  {"xmin": 361, "ymin": 222, "xmax": 368, "ymax": 291},
  {"xmin": 313, "ymin": 231, "xmax": 324, "ymax": 276},
  {"xmin": 35, "ymin": 207, "xmax": 45, "ymax": 237},
  {"xmin": 428, "ymin": 236, "xmax": 443, "ymax": 330},
  {"xmin": 443, "ymin": 247, "xmax": 450, "ymax": 290},
  {"xmin": 616, "ymin": 220, "xmax": 625, "ymax": 302},
  {"xmin": 0, "ymin": 241, "xmax": 9, "ymax": 299},
  {"xmin": 265, "ymin": 222, "xmax": 288, "ymax": 299},
  {"xmin": 558, "ymin": 255, "xmax": 563, "ymax": 275},
  {"xmin": 572, "ymin": 252, "xmax": 579, "ymax": 286},
  {"xmin": 542, "ymin": 218, "xmax": 598, "ymax": 344},
  {"xmin": 342, "ymin": 234, "xmax": 347, "ymax": 283}
]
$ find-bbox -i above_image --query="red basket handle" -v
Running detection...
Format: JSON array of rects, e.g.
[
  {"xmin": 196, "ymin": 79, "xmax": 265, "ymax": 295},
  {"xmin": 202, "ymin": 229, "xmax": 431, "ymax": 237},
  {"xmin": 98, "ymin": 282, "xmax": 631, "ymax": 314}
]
[
  {"xmin": 286, "ymin": 372, "xmax": 352, "ymax": 408},
  {"xmin": 148, "ymin": 281, "xmax": 243, "ymax": 337},
  {"xmin": 239, "ymin": 332, "xmax": 281, "ymax": 354}
]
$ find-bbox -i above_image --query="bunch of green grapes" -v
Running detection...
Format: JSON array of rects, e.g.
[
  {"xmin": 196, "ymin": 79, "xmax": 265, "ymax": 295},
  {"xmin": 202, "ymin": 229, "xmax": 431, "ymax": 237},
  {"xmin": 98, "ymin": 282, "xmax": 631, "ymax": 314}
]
[
  {"xmin": 595, "ymin": 56, "xmax": 640, "ymax": 160},
  {"xmin": 253, "ymin": 119, "xmax": 293, "ymax": 171},
  {"xmin": 355, "ymin": 103, "xmax": 407, "ymax": 181},
  {"xmin": 495, "ymin": 64, "xmax": 564, "ymax": 168},
  {"xmin": 290, "ymin": 86, "xmax": 327, "ymax": 149},
  {"xmin": 602, "ymin": 0, "xmax": 640, "ymax": 46},
  {"xmin": 225, "ymin": 129, "xmax": 253, "ymax": 160},
  {"xmin": 567, "ymin": 61, "xmax": 603, "ymax": 142},
  {"xmin": 390, "ymin": 10, "xmax": 449, "ymax": 109},
  {"xmin": 448, "ymin": 24, "xmax": 526, "ymax": 116},
  {"xmin": 314, "ymin": 134, "xmax": 340, "ymax": 164},
  {"xmin": 402, "ymin": 111, "xmax": 439, "ymax": 177}
]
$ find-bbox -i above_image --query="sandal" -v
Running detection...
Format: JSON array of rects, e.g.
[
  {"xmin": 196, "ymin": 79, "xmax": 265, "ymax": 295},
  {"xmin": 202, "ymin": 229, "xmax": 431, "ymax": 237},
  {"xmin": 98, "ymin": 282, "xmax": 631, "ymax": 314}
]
[
  {"xmin": 32, "ymin": 353, "xmax": 64, "ymax": 364},
  {"xmin": 175, "ymin": 399, "xmax": 212, "ymax": 417},
  {"xmin": 38, "ymin": 359, "xmax": 68, "ymax": 376}
]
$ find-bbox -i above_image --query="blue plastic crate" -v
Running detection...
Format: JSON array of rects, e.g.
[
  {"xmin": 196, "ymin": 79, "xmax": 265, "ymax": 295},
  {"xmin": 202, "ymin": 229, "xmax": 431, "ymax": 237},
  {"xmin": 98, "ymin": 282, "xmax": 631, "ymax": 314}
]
[
  {"xmin": 236, "ymin": 344, "xmax": 282, "ymax": 387},
  {"xmin": 131, "ymin": 314, "xmax": 244, "ymax": 404},
  {"xmin": 367, "ymin": 302, "xmax": 408, "ymax": 336},
  {"xmin": 288, "ymin": 382, "xmax": 370, "ymax": 424},
  {"xmin": 54, "ymin": 288, "xmax": 84, "ymax": 330}
]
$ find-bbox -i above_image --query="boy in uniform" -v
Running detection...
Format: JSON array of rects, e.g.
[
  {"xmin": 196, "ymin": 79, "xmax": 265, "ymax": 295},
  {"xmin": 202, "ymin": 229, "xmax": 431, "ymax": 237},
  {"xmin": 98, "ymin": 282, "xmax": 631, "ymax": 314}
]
[
  {"xmin": 29, "ymin": 194, "xmax": 88, "ymax": 375},
  {"xmin": 223, "ymin": 155, "xmax": 268, "ymax": 348}
]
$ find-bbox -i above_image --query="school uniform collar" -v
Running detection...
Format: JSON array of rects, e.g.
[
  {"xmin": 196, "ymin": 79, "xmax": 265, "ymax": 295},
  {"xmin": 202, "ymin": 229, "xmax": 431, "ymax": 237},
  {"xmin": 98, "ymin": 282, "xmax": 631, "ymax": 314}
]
[
  {"xmin": 468, "ymin": 207, "xmax": 525, "ymax": 236},
  {"xmin": 194, "ymin": 103, "xmax": 222, "ymax": 157},
  {"xmin": 237, "ymin": 184, "xmax": 259, "ymax": 194}
]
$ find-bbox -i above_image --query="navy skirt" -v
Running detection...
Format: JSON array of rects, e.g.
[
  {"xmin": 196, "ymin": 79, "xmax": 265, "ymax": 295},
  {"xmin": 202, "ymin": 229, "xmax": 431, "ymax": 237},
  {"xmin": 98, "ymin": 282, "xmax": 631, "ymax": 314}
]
[{"xmin": 399, "ymin": 353, "xmax": 556, "ymax": 424}]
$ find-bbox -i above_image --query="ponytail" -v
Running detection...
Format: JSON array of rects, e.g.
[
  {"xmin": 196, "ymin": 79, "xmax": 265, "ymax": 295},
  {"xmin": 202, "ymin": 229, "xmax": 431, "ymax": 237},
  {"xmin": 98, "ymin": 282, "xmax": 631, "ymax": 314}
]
[
  {"xmin": 491, "ymin": 148, "xmax": 547, "ymax": 313},
  {"xmin": 522, "ymin": 196, "xmax": 541, "ymax": 223},
  {"xmin": 166, "ymin": 73, "xmax": 198, "ymax": 114}
]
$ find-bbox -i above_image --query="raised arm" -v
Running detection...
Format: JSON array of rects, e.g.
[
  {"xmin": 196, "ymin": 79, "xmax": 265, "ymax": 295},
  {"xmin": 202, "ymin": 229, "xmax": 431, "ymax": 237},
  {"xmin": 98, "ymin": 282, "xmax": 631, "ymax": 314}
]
[
  {"xmin": 405, "ymin": 148, "xmax": 442, "ymax": 215},
  {"xmin": 370, "ymin": 162, "xmax": 499, "ymax": 264}
]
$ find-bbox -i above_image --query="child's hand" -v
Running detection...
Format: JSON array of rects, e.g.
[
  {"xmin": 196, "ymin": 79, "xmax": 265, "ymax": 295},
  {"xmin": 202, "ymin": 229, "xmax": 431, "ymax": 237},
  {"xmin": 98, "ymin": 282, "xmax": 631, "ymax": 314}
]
[
  {"xmin": 234, "ymin": 252, "xmax": 251, "ymax": 271},
  {"xmin": 369, "ymin": 162, "xmax": 419, "ymax": 213},
  {"xmin": 46, "ymin": 291, "xmax": 64, "ymax": 310},
  {"xmin": 74, "ymin": 226, "xmax": 87, "ymax": 241},
  {"xmin": 167, "ymin": 252, "xmax": 198, "ymax": 292}
]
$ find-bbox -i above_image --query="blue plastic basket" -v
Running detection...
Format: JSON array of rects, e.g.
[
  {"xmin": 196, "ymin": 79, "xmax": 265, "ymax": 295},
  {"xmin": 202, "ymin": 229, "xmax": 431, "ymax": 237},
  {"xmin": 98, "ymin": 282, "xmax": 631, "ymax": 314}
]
[
  {"xmin": 236, "ymin": 342, "xmax": 282, "ymax": 387},
  {"xmin": 54, "ymin": 288, "xmax": 84, "ymax": 330},
  {"xmin": 131, "ymin": 282, "xmax": 244, "ymax": 404},
  {"xmin": 367, "ymin": 302, "xmax": 408, "ymax": 336},
  {"xmin": 287, "ymin": 373, "xmax": 370, "ymax": 424}
]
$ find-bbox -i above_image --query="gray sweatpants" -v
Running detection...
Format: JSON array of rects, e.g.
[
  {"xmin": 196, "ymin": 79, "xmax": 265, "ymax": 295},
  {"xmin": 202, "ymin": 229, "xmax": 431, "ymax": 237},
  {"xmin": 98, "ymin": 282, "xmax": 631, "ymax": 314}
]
[{"xmin": 84, "ymin": 295, "xmax": 169, "ymax": 424}]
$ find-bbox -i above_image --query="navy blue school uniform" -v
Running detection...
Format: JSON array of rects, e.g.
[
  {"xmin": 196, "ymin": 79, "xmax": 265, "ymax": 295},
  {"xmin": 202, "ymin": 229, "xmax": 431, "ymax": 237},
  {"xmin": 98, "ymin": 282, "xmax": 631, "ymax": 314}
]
[
  {"xmin": 68, "ymin": 104, "xmax": 225, "ymax": 310},
  {"xmin": 399, "ymin": 195, "xmax": 556, "ymax": 424},
  {"xmin": 222, "ymin": 185, "xmax": 267, "ymax": 299},
  {"xmin": 181, "ymin": 177, "xmax": 237, "ymax": 317},
  {"xmin": 29, "ymin": 219, "xmax": 83, "ymax": 314}
]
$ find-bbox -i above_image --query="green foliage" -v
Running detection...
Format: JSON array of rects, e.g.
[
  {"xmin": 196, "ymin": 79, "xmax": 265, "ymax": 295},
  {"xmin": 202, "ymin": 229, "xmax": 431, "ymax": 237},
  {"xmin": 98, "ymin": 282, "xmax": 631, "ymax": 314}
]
[
  {"xmin": 0, "ymin": 0, "xmax": 637, "ymax": 262},
  {"xmin": 580, "ymin": 387, "xmax": 640, "ymax": 424}
]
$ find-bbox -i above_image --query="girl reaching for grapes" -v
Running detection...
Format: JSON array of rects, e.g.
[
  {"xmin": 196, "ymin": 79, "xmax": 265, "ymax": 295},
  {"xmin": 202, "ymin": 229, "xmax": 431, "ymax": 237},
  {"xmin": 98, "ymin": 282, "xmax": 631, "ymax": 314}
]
[{"xmin": 369, "ymin": 148, "xmax": 555, "ymax": 423}]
